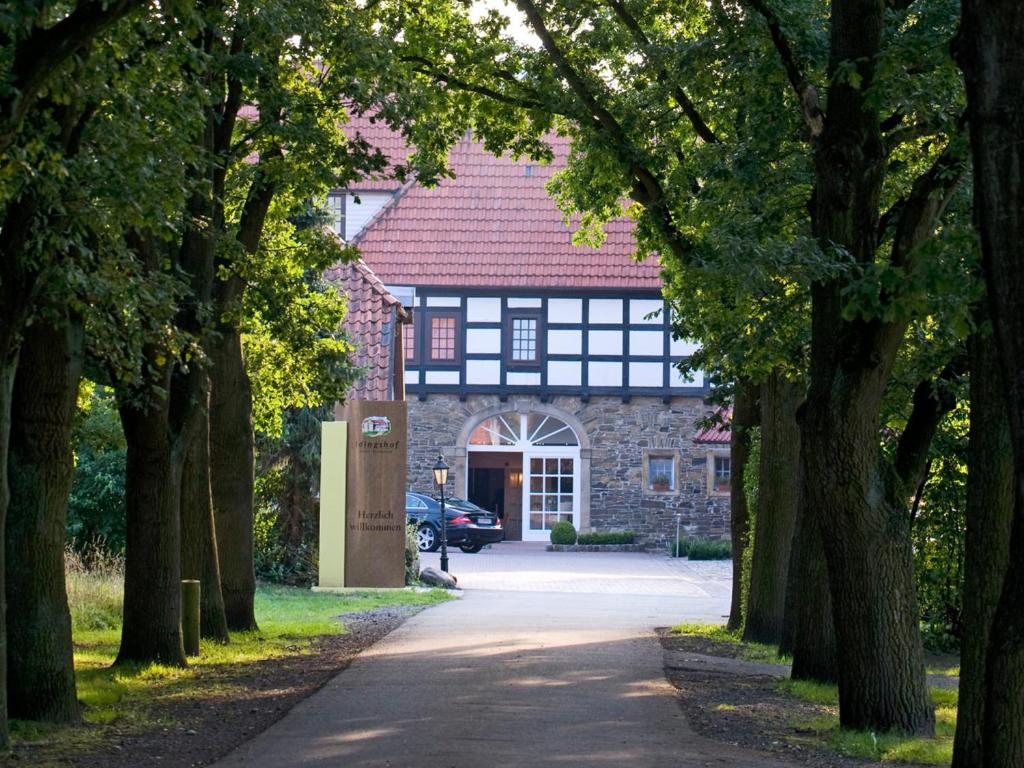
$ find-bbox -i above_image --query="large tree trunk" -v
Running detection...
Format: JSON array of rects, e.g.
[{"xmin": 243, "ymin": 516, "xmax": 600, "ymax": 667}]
[
  {"xmin": 727, "ymin": 381, "xmax": 759, "ymax": 631},
  {"xmin": 6, "ymin": 315, "xmax": 83, "ymax": 721},
  {"xmin": 0, "ymin": 350, "xmax": 16, "ymax": 749},
  {"xmin": 800, "ymin": 0, "xmax": 936, "ymax": 735},
  {"xmin": 116, "ymin": 385, "xmax": 187, "ymax": 666},
  {"xmin": 784, "ymin": 452, "xmax": 837, "ymax": 682},
  {"xmin": 743, "ymin": 372, "xmax": 801, "ymax": 645},
  {"xmin": 958, "ymin": 4, "xmax": 1024, "ymax": 763},
  {"xmin": 952, "ymin": 329, "xmax": 1014, "ymax": 767},
  {"xmin": 210, "ymin": 328, "xmax": 259, "ymax": 631},
  {"xmin": 180, "ymin": 371, "xmax": 230, "ymax": 642},
  {"xmin": 803, "ymin": 368, "xmax": 933, "ymax": 734}
]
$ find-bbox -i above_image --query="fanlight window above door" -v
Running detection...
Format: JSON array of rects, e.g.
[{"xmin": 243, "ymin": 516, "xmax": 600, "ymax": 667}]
[{"xmin": 468, "ymin": 412, "xmax": 579, "ymax": 448}]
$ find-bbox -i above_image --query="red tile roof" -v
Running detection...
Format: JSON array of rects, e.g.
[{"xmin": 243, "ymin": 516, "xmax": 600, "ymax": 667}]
[
  {"xmin": 694, "ymin": 408, "xmax": 732, "ymax": 444},
  {"xmin": 327, "ymin": 256, "xmax": 407, "ymax": 401},
  {"xmin": 351, "ymin": 133, "xmax": 661, "ymax": 289},
  {"xmin": 343, "ymin": 112, "xmax": 411, "ymax": 192}
]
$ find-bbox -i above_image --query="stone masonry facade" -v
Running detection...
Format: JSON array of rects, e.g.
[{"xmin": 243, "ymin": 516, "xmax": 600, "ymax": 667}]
[{"xmin": 406, "ymin": 394, "xmax": 730, "ymax": 548}]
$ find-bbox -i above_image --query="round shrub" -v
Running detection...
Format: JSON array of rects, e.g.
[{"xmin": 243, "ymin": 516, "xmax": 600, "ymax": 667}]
[{"xmin": 549, "ymin": 521, "xmax": 577, "ymax": 545}]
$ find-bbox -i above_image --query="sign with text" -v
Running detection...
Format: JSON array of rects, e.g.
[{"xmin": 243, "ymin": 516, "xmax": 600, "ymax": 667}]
[{"xmin": 343, "ymin": 400, "xmax": 407, "ymax": 587}]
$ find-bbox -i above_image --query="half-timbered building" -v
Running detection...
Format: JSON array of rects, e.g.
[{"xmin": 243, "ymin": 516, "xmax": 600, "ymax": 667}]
[{"xmin": 332, "ymin": 129, "xmax": 730, "ymax": 546}]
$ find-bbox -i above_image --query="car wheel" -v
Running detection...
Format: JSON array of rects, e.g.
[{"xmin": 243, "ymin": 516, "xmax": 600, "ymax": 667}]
[
  {"xmin": 417, "ymin": 524, "xmax": 439, "ymax": 552},
  {"xmin": 459, "ymin": 543, "xmax": 484, "ymax": 554}
]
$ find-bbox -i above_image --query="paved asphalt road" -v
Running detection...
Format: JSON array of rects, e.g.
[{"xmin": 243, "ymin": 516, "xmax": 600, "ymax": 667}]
[{"xmin": 212, "ymin": 544, "xmax": 789, "ymax": 768}]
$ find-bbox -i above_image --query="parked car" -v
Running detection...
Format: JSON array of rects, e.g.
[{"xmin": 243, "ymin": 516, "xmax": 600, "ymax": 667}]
[{"xmin": 405, "ymin": 492, "xmax": 504, "ymax": 553}]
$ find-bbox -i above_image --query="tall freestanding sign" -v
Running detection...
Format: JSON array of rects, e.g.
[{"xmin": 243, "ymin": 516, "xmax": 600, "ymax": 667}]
[{"xmin": 318, "ymin": 400, "xmax": 408, "ymax": 588}]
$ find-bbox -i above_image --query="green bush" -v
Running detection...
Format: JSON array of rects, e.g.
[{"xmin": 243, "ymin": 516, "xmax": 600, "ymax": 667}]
[
  {"xmin": 549, "ymin": 521, "xmax": 577, "ymax": 545},
  {"xmin": 405, "ymin": 523, "xmax": 421, "ymax": 585},
  {"xmin": 687, "ymin": 538, "xmax": 733, "ymax": 560},
  {"xmin": 669, "ymin": 537, "xmax": 690, "ymax": 557},
  {"xmin": 577, "ymin": 530, "xmax": 635, "ymax": 545}
]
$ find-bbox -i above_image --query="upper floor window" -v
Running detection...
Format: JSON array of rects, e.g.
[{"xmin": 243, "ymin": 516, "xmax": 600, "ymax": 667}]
[
  {"xmin": 429, "ymin": 313, "xmax": 460, "ymax": 362},
  {"xmin": 402, "ymin": 322, "xmax": 417, "ymax": 364},
  {"xmin": 507, "ymin": 311, "xmax": 543, "ymax": 367},
  {"xmin": 327, "ymin": 192, "xmax": 346, "ymax": 236}
]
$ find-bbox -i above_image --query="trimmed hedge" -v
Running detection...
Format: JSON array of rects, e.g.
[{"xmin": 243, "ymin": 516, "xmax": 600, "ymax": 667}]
[
  {"xmin": 686, "ymin": 538, "xmax": 732, "ymax": 560},
  {"xmin": 577, "ymin": 530, "xmax": 635, "ymax": 545},
  {"xmin": 669, "ymin": 537, "xmax": 732, "ymax": 560},
  {"xmin": 549, "ymin": 521, "xmax": 577, "ymax": 545}
]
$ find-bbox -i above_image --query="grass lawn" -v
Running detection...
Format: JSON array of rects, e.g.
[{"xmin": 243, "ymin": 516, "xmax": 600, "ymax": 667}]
[
  {"xmin": 784, "ymin": 679, "xmax": 958, "ymax": 765},
  {"xmin": 12, "ymin": 575, "xmax": 450, "ymax": 752},
  {"xmin": 672, "ymin": 623, "xmax": 958, "ymax": 766},
  {"xmin": 671, "ymin": 622, "xmax": 791, "ymax": 665}
]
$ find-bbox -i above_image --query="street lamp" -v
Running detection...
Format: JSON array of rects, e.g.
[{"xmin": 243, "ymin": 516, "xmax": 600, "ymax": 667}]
[{"xmin": 433, "ymin": 454, "xmax": 450, "ymax": 573}]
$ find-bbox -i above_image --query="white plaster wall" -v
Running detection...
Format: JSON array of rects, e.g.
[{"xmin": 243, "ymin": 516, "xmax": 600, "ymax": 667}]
[
  {"xmin": 589, "ymin": 361, "xmax": 623, "ymax": 387},
  {"xmin": 467, "ymin": 297, "xmax": 502, "ymax": 322},
  {"xmin": 548, "ymin": 329, "xmax": 582, "ymax": 355},
  {"xmin": 548, "ymin": 360, "xmax": 582, "ymax": 386},
  {"xmin": 629, "ymin": 330, "xmax": 664, "ymax": 356},
  {"xmin": 588, "ymin": 330, "xmax": 623, "ymax": 356},
  {"xmin": 629, "ymin": 298, "xmax": 664, "ymax": 324},
  {"xmin": 629, "ymin": 362, "xmax": 663, "ymax": 387},
  {"xmin": 548, "ymin": 298, "xmax": 583, "ymax": 324},
  {"xmin": 466, "ymin": 328, "xmax": 501, "ymax": 354},
  {"xmin": 344, "ymin": 191, "xmax": 394, "ymax": 240},
  {"xmin": 466, "ymin": 360, "xmax": 501, "ymax": 385},
  {"xmin": 589, "ymin": 298, "xmax": 623, "ymax": 324}
]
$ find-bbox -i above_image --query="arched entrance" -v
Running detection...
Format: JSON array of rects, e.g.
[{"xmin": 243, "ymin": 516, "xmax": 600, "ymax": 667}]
[{"xmin": 465, "ymin": 409, "xmax": 583, "ymax": 542}]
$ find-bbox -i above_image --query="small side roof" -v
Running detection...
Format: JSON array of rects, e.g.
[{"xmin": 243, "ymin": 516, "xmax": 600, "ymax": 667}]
[{"xmin": 327, "ymin": 256, "xmax": 408, "ymax": 401}]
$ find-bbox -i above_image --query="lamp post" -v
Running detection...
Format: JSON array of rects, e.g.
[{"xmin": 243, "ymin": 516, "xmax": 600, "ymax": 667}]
[{"xmin": 433, "ymin": 454, "xmax": 450, "ymax": 573}]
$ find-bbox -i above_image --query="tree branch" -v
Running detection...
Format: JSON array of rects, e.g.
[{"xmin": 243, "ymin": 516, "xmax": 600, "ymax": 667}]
[
  {"xmin": 401, "ymin": 56, "xmax": 555, "ymax": 114},
  {"xmin": 889, "ymin": 118, "xmax": 968, "ymax": 270},
  {"xmin": 744, "ymin": 0, "xmax": 823, "ymax": 137},
  {"xmin": 893, "ymin": 354, "xmax": 966, "ymax": 490},
  {"xmin": 515, "ymin": 0, "xmax": 695, "ymax": 262},
  {"xmin": 1, "ymin": 0, "xmax": 146, "ymax": 153},
  {"xmin": 603, "ymin": 0, "xmax": 720, "ymax": 143}
]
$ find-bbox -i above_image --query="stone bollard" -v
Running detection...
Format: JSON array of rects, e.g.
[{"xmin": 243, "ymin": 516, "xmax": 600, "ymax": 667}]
[{"xmin": 181, "ymin": 580, "xmax": 201, "ymax": 656}]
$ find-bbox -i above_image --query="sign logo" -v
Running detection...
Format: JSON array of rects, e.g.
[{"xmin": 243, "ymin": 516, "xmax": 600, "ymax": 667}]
[{"xmin": 361, "ymin": 416, "xmax": 392, "ymax": 438}]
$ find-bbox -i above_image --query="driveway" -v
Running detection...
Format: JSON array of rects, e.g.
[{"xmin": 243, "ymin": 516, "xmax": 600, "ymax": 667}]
[{"xmin": 212, "ymin": 543, "xmax": 789, "ymax": 768}]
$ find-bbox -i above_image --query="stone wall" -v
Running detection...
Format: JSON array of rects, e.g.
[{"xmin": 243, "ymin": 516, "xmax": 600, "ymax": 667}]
[{"xmin": 405, "ymin": 393, "xmax": 730, "ymax": 548}]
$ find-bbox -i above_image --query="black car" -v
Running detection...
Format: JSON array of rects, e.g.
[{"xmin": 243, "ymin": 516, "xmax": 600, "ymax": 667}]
[{"xmin": 406, "ymin": 492, "xmax": 504, "ymax": 553}]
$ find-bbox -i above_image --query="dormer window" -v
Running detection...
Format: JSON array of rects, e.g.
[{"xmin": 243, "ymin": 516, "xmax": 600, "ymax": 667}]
[{"xmin": 327, "ymin": 192, "xmax": 346, "ymax": 236}]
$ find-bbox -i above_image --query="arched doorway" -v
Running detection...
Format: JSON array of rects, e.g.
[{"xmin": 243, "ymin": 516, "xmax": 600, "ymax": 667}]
[{"xmin": 466, "ymin": 410, "xmax": 582, "ymax": 542}]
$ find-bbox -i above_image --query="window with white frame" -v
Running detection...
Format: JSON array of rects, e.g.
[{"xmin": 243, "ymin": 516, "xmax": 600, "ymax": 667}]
[
  {"xmin": 327, "ymin": 192, "xmax": 346, "ymax": 236},
  {"xmin": 710, "ymin": 454, "xmax": 731, "ymax": 494},
  {"xmin": 643, "ymin": 449, "xmax": 678, "ymax": 493},
  {"xmin": 507, "ymin": 311, "xmax": 542, "ymax": 367}
]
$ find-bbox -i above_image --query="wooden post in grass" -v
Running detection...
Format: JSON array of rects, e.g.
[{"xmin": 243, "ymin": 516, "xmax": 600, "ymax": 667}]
[{"xmin": 182, "ymin": 580, "xmax": 201, "ymax": 656}]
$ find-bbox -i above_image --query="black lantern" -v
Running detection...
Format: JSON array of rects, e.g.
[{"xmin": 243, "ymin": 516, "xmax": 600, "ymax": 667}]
[{"xmin": 433, "ymin": 454, "xmax": 450, "ymax": 573}]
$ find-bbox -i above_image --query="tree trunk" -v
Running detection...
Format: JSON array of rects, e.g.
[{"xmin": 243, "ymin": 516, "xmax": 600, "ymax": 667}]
[
  {"xmin": 6, "ymin": 315, "xmax": 83, "ymax": 722},
  {"xmin": 0, "ymin": 350, "xmax": 16, "ymax": 749},
  {"xmin": 209, "ymin": 328, "xmax": 258, "ymax": 631},
  {"xmin": 802, "ymin": 374, "xmax": 934, "ymax": 734},
  {"xmin": 180, "ymin": 370, "xmax": 230, "ymax": 642},
  {"xmin": 727, "ymin": 382, "xmax": 759, "ymax": 632},
  {"xmin": 785, "ymin": 474, "xmax": 838, "ymax": 682},
  {"xmin": 951, "ymin": 329, "xmax": 1014, "ymax": 768},
  {"xmin": 116, "ymin": 388, "xmax": 187, "ymax": 666},
  {"xmin": 743, "ymin": 372, "xmax": 801, "ymax": 645},
  {"xmin": 958, "ymin": 4, "xmax": 1024, "ymax": 763}
]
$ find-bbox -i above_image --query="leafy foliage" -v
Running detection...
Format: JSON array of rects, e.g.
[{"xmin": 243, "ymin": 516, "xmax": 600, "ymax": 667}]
[
  {"xmin": 577, "ymin": 531, "xmax": 635, "ymax": 545},
  {"xmin": 67, "ymin": 387, "xmax": 127, "ymax": 553},
  {"xmin": 549, "ymin": 520, "xmax": 577, "ymax": 545}
]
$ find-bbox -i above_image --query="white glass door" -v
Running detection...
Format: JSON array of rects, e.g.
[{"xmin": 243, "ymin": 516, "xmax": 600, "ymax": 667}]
[{"xmin": 524, "ymin": 455, "xmax": 576, "ymax": 540}]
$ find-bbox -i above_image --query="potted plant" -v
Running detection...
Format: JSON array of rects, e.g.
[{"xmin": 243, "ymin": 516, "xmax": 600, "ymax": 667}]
[{"xmin": 651, "ymin": 473, "xmax": 671, "ymax": 492}]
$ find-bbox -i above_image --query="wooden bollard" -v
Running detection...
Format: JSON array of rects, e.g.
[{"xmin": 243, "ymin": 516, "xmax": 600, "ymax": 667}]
[{"xmin": 181, "ymin": 580, "xmax": 201, "ymax": 657}]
